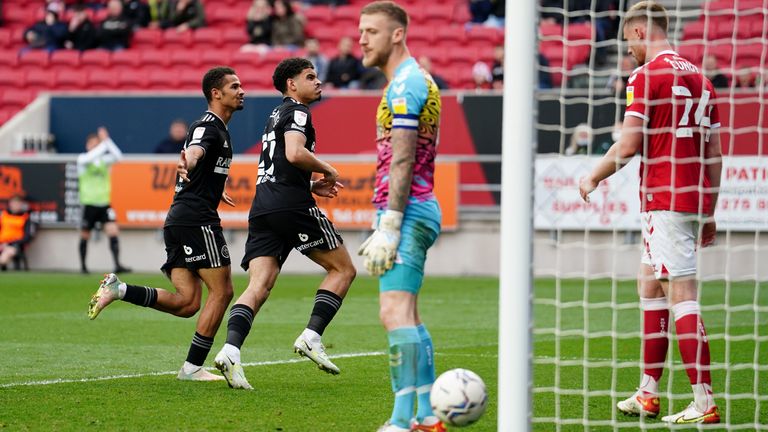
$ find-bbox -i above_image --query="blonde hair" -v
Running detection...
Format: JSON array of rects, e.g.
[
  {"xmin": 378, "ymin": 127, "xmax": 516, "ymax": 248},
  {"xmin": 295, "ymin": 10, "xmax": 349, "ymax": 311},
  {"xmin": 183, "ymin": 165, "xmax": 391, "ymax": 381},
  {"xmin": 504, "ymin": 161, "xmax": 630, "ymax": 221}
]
[
  {"xmin": 360, "ymin": 1, "xmax": 409, "ymax": 31},
  {"xmin": 624, "ymin": 1, "xmax": 668, "ymax": 34}
]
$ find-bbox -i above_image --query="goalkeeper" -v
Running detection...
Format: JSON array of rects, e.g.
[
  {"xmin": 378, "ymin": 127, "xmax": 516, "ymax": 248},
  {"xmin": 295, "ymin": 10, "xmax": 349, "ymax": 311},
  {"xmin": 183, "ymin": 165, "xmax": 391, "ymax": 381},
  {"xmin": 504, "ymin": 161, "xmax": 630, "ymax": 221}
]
[{"xmin": 357, "ymin": 2, "xmax": 444, "ymax": 431}]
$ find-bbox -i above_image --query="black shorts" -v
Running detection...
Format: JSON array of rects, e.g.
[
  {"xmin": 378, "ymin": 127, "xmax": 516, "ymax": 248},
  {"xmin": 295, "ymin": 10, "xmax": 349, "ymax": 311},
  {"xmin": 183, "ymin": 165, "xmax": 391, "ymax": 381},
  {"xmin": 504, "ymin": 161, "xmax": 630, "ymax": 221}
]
[
  {"xmin": 81, "ymin": 205, "xmax": 116, "ymax": 230},
  {"xmin": 241, "ymin": 206, "xmax": 343, "ymax": 271},
  {"xmin": 161, "ymin": 224, "xmax": 231, "ymax": 277}
]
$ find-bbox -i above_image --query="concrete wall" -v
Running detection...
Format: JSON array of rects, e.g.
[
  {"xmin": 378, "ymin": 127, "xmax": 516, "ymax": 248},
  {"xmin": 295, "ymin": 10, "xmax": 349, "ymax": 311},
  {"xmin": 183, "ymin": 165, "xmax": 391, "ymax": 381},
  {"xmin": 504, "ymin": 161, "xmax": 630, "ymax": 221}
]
[{"xmin": 18, "ymin": 218, "xmax": 768, "ymax": 281}]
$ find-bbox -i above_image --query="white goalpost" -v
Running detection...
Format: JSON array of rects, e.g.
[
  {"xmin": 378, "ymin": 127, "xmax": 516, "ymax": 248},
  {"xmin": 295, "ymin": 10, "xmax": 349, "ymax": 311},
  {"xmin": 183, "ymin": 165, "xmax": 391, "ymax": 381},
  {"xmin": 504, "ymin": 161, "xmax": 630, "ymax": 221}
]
[{"xmin": 501, "ymin": 0, "xmax": 768, "ymax": 430}]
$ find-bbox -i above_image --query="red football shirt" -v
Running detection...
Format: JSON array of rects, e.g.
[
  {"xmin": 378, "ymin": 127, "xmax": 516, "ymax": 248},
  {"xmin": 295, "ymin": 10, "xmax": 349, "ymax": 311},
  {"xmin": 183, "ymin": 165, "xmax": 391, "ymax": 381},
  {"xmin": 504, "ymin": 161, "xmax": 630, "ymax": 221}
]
[{"xmin": 625, "ymin": 50, "xmax": 720, "ymax": 214}]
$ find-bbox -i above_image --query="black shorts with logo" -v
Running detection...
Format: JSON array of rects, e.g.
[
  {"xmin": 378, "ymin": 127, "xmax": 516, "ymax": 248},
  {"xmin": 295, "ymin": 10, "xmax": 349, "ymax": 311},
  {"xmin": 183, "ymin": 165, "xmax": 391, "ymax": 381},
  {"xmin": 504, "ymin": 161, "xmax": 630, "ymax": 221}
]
[
  {"xmin": 81, "ymin": 205, "xmax": 116, "ymax": 230},
  {"xmin": 161, "ymin": 224, "xmax": 231, "ymax": 277},
  {"xmin": 241, "ymin": 206, "xmax": 343, "ymax": 271}
]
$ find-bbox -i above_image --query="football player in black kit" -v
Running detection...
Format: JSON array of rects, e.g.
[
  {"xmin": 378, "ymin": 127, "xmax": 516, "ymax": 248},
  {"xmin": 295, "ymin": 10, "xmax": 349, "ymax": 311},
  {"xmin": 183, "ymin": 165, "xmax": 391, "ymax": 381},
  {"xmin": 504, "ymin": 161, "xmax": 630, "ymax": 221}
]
[
  {"xmin": 88, "ymin": 66, "xmax": 245, "ymax": 382},
  {"xmin": 212, "ymin": 57, "xmax": 356, "ymax": 390}
]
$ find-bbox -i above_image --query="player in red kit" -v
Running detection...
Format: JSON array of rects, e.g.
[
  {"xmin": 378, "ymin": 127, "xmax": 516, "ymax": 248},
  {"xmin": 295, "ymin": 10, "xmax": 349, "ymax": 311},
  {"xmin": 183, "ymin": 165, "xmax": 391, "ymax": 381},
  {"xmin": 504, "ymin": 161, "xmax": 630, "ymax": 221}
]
[{"xmin": 579, "ymin": 1, "xmax": 722, "ymax": 425}]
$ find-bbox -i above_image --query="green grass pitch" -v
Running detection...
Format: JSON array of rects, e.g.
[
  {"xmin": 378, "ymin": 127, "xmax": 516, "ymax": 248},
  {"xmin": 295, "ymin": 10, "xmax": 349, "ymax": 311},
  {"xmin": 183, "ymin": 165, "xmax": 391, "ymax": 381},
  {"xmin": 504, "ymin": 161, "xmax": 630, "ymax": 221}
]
[{"xmin": 0, "ymin": 273, "xmax": 765, "ymax": 431}]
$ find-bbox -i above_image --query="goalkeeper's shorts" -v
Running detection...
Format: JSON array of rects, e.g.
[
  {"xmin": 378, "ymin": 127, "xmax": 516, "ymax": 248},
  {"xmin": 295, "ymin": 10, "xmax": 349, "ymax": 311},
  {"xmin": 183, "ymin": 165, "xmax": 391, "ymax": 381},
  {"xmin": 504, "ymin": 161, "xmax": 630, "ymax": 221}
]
[{"xmin": 378, "ymin": 199, "xmax": 441, "ymax": 294}]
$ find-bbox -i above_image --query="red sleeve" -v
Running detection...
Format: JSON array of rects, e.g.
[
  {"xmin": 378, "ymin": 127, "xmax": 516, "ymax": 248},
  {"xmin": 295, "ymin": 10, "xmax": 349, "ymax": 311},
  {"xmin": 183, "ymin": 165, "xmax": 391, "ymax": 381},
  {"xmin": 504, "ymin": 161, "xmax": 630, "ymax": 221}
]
[
  {"xmin": 625, "ymin": 68, "xmax": 649, "ymax": 121},
  {"xmin": 707, "ymin": 81, "xmax": 721, "ymax": 128}
]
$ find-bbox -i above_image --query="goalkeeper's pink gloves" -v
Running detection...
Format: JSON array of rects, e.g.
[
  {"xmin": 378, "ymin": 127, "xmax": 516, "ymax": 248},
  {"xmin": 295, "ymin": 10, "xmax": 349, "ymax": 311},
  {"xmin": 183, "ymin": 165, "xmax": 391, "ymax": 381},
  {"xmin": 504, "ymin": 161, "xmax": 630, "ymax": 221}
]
[{"xmin": 357, "ymin": 209, "xmax": 403, "ymax": 276}]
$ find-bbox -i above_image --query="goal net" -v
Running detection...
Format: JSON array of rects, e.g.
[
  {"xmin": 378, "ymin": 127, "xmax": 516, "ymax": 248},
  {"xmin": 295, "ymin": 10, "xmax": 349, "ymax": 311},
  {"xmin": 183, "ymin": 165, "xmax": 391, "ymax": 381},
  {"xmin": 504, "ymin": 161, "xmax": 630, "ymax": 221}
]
[{"xmin": 529, "ymin": 0, "xmax": 768, "ymax": 429}]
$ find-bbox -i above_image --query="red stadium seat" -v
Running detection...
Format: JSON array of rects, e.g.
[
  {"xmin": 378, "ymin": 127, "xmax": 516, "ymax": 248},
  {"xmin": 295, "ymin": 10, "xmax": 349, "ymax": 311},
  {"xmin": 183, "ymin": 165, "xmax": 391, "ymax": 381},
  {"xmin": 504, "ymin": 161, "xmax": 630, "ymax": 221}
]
[
  {"xmin": 406, "ymin": 26, "xmax": 435, "ymax": 45},
  {"xmin": 0, "ymin": 69, "xmax": 24, "ymax": 87},
  {"xmin": 539, "ymin": 21, "xmax": 562, "ymax": 38},
  {"xmin": 466, "ymin": 26, "xmax": 503, "ymax": 45},
  {"xmin": 445, "ymin": 47, "xmax": 477, "ymax": 69},
  {"xmin": 178, "ymin": 69, "xmax": 203, "ymax": 90},
  {"xmin": 56, "ymin": 69, "xmax": 86, "ymax": 90},
  {"xmin": 565, "ymin": 23, "xmax": 592, "ymax": 41},
  {"xmin": 200, "ymin": 50, "xmax": 233, "ymax": 69},
  {"xmin": 24, "ymin": 70, "xmax": 55, "ymax": 89},
  {"xmin": 682, "ymin": 21, "xmax": 705, "ymax": 41},
  {"xmin": 222, "ymin": 28, "xmax": 248, "ymax": 50},
  {"xmin": 237, "ymin": 67, "xmax": 274, "ymax": 89},
  {"xmin": 111, "ymin": 50, "xmax": 141, "ymax": 68},
  {"xmin": 2, "ymin": 89, "xmax": 34, "ymax": 110},
  {"xmin": 436, "ymin": 25, "xmax": 467, "ymax": 45},
  {"xmin": 162, "ymin": 28, "xmax": 193, "ymax": 49},
  {"xmin": 169, "ymin": 49, "xmax": 202, "ymax": 68},
  {"xmin": 0, "ymin": 50, "xmax": 18, "ymax": 67},
  {"xmin": 88, "ymin": 69, "xmax": 117, "ymax": 90},
  {"xmin": 50, "ymin": 49, "xmax": 81, "ymax": 68},
  {"xmin": 116, "ymin": 69, "xmax": 149, "ymax": 89},
  {"xmin": 192, "ymin": 28, "xmax": 223, "ymax": 48},
  {"xmin": 231, "ymin": 50, "xmax": 265, "ymax": 68},
  {"xmin": 423, "ymin": 4, "xmax": 454, "ymax": 25},
  {"xmin": 303, "ymin": 7, "xmax": 333, "ymax": 26},
  {"xmin": 18, "ymin": 50, "xmax": 50, "ymax": 68},
  {"xmin": 0, "ymin": 29, "xmax": 12, "ymax": 49},
  {"xmin": 146, "ymin": 69, "xmax": 181, "ymax": 90},
  {"xmin": 80, "ymin": 49, "xmax": 112, "ymax": 67},
  {"xmin": 709, "ymin": 42, "xmax": 734, "ymax": 63},
  {"xmin": 332, "ymin": 6, "xmax": 360, "ymax": 28},
  {"xmin": 132, "ymin": 28, "xmax": 163, "ymax": 49},
  {"xmin": 141, "ymin": 50, "xmax": 171, "ymax": 67},
  {"xmin": 735, "ymin": 42, "xmax": 765, "ymax": 63},
  {"xmin": 3, "ymin": 7, "xmax": 37, "ymax": 26},
  {"xmin": 676, "ymin": 42, "xmax": 704, "ymax": 65}
]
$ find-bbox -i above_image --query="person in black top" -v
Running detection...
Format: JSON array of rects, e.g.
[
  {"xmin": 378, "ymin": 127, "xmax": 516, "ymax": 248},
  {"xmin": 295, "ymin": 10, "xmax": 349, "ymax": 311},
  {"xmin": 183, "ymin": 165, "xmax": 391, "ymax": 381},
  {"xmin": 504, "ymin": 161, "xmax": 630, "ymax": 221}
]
[
  {"xmin": 212, "ymin": 58, "xmax": 356, "ymax": 390},
  {"xmin": 153, "ymin": 118, "xmax": 188, "ymax": 154},
  {"xmin": 87, "ymin": 66, "xmax": 245, "ymax": 382}
]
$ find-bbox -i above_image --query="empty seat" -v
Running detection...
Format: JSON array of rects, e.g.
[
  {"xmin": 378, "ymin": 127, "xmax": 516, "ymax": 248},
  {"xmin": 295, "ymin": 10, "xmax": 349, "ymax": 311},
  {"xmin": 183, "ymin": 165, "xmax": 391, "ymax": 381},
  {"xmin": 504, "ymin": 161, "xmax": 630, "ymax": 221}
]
[
  {"xmin": 565, "ymin": 23, "xmax": 592, "ymax": 41},
  {"xmin": 3, "ymin": 89, "xmax": 34, "ymax": 110},
  {"xmin": 146, "ymin": 69, "xmax": 181, "ymax": 90},
  {"xmin": 132, "ymin": 28, "xmax": 163, "ymax": 49},
  {"xmin": 423, "ymin": 4, "xmax": 454, "ymax": 25},
  {"xmin": 111, "ymin": 50, "xmax": 141, "ymax": 67},
  {"xmin": 303, "ymin": 7, "xmax": 333, "ymax": 26},
  {"xmin": 169, "ymin": 49, "xmax": 202, "ymax": 67},
  {"xmin": 192, "ymin": 28, "xmax": 222, "ymax": 48},
  {"xmin": 56, "ymin": 69, "xmax": 86, "ymax": 90},
  {"xmin": 466, "ymin": 26, "xmax": 503, "ymax": 45},
  {"xmin": 24, "ymin": 70, "xmax": 56, "ymax": 89},
  {"xmin": 709, "ymin": 42, "xmax": 734, "ymax": 63},
  {"xmin": 116, "ymin": 69, "xmax": 149, "ymax": 89},
  {"xmin": 50, "ymin": 49, "xmax": 81, "ymax": 68},
  {"xmin": 677, "ymin": 42, "xmax": 704, "ymax": 65},
  {"xmin": 80, "ymin": 49, "xmax": 112, "ymax": 67},
  {"xmin": 682, "ymin": 21, "xmax": 705, "ymax": 41},
  {"xmin": 18, "ymin": 50, "xmax": 50, "ymax": 68},
  {"xmin": 141, "ymin": 50, "xmax": 171, "ymax": 67},
  {"xmin": 735, "ymin": 42, "xmax": 765, "ymax": 63},
  {"xmin": 162, "ymin": 28, "xmax": 193, "ymax": 49},
  {"xmin": 88, "ymin": 70, "xmax": 116, "ymax": 90},
  {"xmin": 0, "ymin": 50, "xmax": 18, "ymax": 67},
  {"xmin": 436, "ymin": 25, "xmax": 467, "ymax": 45}
]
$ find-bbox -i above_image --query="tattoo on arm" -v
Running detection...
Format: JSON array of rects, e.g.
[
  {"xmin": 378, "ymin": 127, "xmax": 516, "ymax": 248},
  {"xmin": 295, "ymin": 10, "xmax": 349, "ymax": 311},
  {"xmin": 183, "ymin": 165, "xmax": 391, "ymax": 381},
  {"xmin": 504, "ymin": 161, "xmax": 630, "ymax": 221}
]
[{"xmin": 387, "ymin": 128, "xmax": 418, "ymax": 212}]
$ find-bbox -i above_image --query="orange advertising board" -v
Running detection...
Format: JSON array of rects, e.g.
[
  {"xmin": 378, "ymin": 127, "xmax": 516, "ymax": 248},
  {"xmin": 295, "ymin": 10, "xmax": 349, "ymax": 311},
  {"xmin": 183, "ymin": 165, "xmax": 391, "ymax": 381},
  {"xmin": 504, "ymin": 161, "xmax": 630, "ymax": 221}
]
[{"xmin": 111, "ymin": 161, "xmax": 458, "ymax": 230}]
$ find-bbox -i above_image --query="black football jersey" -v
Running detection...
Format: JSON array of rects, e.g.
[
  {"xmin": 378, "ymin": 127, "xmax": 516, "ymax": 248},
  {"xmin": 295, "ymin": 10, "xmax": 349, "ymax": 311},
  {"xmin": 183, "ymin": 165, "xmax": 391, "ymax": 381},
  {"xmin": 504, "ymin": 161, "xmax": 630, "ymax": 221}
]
[
  {"xmin": 249, "ymin": 97, "xmax": 317, "ymax": 218},
  {"xmin": 165, "ymin": 111, "xmax": 233, "ymax": 227}
]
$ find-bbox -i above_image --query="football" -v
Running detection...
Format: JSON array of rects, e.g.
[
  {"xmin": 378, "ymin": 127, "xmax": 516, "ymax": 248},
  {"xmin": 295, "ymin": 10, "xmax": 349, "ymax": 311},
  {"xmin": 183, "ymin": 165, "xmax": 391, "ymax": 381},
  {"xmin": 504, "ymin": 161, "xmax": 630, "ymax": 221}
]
[{"xmin": 430, "ymin": 368, "xmax": 488, "ymax": 427}]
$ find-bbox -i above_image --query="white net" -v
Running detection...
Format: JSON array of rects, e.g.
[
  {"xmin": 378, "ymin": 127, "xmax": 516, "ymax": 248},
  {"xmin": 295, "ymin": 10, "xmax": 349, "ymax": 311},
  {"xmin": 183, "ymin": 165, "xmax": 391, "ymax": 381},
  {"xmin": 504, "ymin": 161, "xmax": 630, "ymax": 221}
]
[{"xmin": 532, "ymin": 0, "xmax": 768, "ymax": 429}]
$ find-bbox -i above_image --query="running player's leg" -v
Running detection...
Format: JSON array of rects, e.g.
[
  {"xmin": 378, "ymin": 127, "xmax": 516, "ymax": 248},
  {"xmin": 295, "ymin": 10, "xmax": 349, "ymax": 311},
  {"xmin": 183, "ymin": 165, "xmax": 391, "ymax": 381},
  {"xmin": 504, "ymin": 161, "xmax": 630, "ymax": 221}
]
[
  {"xmin": 293, "ymin": 245, "xmax": 356, "ymax": 374},
  {"xmin": 176, "ymin": 266, "xmax": 233, "ymax": 381},
  {"xmin": 214, "ymin": 256, "xmax": 280, "ymax": 389}
]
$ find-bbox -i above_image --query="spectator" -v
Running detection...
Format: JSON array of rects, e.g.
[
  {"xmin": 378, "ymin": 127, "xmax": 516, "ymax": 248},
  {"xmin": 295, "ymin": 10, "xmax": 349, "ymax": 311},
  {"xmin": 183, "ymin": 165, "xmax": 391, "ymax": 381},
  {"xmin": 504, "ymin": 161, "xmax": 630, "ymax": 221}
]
[
  {"xmin": 538, "ymin": 53, "xmax": 553, "ymax": 89},
  {"xmin": 161, "ymin": 0, "xmax": 205, "ymax": 32},
  {"xmin": 359, "ymin": 67, "xmax": 387, "ymax": 89},
  {"xmin": 735, "ymin": 68, "xmax": 755, "ymax": 88},
  {"xmin": 123, "ymin": 0, "xmax": 151, "ymax": 28},
  {"xmin": 244, "ymin": 0, "xmax": 272, "ymax": 48},
  {"xmin": 65, "ymin": 5, "xmax": 99, "ymax": 51},
  {"xmin": 491, "ymin": 45, "xmax": 503, "ymax": 89},
  {"xmin": 0, "ymin": 195, "xmax": 36, "ymax": 271},
  {"xmin": 702, "ymin": 55, "xmax": 728, "ymax": 89},
  {"xmin": 153, "ymin": 119, "xmax": 188, "ymax": 154},
  {"xmin": 99, "ymin": 0, "xmax": 133, "ymax": 50},
  {"xmin": 469, "ymin": 0, "xmax": 493, "ymax": 24},
  {"xmin": 45, "ymin": 0, "xmax": 65, "ymax": 15},
  {"xmin": 23, "ymin": 10, "xmax": 68, "ymax": 51},
  {"xmin": 606, "ymin": 55, "xmax": 637, "ymax": 94},
  {"xmin": 304, "ymin": 38, "xmax": 328, "ymax": 82},
  {"xmin": 326, "ymin": 36, "xmax": 363, "ymax": 89},
  {"xmin": 417, "ymin": 56, "xmax": 449, "ymax": 90},
  {"xmin": 565, "ymin": 123, "xmax": 592, "ymax": 155},
  {"xmin": 472, "ymin": 60, "xmax": 492, "ymax": 90},
  {"xmin": 270, "ymin": 0, "xmax": 304, "ymax": 49}
]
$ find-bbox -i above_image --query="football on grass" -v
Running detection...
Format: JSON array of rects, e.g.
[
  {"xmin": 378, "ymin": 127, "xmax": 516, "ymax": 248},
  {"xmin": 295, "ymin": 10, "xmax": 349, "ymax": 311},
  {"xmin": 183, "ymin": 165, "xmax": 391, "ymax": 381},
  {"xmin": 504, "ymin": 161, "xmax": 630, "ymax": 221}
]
[{"xmin": 430, "ymin": 368, "xmax": 488, "ymax": 427}]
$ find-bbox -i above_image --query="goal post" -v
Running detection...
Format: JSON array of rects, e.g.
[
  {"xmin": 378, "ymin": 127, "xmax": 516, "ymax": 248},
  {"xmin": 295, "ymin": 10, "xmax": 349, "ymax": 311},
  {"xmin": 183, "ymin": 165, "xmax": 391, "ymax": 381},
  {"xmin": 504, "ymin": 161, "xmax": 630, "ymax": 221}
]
[{"xmin": 498, "ymin": 1, "xmax": 536, "ymax": 432}]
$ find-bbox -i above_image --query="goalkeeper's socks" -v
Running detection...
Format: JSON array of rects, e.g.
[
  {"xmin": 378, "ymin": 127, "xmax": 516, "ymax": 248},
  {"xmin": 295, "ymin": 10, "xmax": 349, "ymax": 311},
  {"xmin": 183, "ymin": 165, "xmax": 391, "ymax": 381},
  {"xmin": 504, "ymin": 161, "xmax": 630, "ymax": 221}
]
[
  {"xmin": 671, "ymin": 301, "xmax": 712, "ymax": 385},
  {"xmin": 692, "ymin": 382, "xmax": 716, "ymax": 412},
  {"xmin": 306, "ymin": 289, "xmax": 343, "ymax": 336},
  {"xmin": 123, "ymin": 284, "xmax": 157, "ymax": 307},
  {"xmin": 226, "ymin": 304, "xmax": 254, "ymax": 349},
  {"xmin": 415, "ymin": 323, "xmax": 436, "ymax": 421},
  {"xmin": 388, "ymin": 327, "xmax": 420, "ymax": 429},
  {"xmin": 640, "ymin": 297, "xmax": 669, "ymax": 383},
  {"xmin": 185, "ymin": 332, "xmax": 214, "ymax": 367}
]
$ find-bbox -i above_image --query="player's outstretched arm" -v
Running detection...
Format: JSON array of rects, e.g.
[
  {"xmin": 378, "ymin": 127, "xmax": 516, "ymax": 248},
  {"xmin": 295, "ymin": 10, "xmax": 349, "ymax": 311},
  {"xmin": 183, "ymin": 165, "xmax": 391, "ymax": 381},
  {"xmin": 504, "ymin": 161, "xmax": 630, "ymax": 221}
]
[
  {"xmin": 177, "ymin": 146, "xmax": 205, "ymax": 182},
  {"xmin": 284, "ymin": 131, "xmax": 338, "ymax": 181}
]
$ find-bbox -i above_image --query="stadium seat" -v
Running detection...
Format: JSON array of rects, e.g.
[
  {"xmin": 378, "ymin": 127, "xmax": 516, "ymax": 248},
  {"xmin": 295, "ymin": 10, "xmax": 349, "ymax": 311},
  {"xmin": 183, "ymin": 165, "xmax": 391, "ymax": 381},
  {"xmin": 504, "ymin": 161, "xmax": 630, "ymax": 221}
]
[
  {"xmin": 222, "ymin": 28, "xmax": 248, "ymax": 50},
  {"xmin": 682, "ymin": 21, "xmax": 705, "ymax": 41},
  {"xmin": 423, "ymin": 4, "xmax": 454, "ymax": 26},
  {"xmin": 0, "ymin": 50, "xmax": 18, "ymax": 67},
  {"xmin": 466, "ymin": 26, "xmax": 503, "ymax": 45},
  {"xmin": 192, "ymin": 28, "xmax": 223, "ymax": 48},
  {"xmin": 87, "ymin": 70, "xmax": 116, "ymax": 90},
  {"xmin": 2, "ymin": 7, "xmax": 37, "ymax": 26},
  {"xmin": 178, "ymin": 69, "xmax": 203, "ymax": 90},
  {"xmin": 735, "ymin": 42, "xmax": 765, "ymax": 63},
  {"xmin": 0, "ymin": 69, "xmax": 24, "ymax": 87},
  {"xmin": 539, "ymin": 21, "xmax": 562, "ymax": 38},
  {"xmin": 303, "ymin": 7, "xmax": 333, "ymax": 26},
  {"xmin": 436, "ymin": 25, "xmax": 467, "ymax": 45},
  {"xmin": 710, "ymin": 42, "xmax": 734, "ymax": 63},
  {"xmin": 200, "ymin": 50, "xmax": 233, "ymax": 69},
  {"xmin": 141, "ymin": 50, "xmax": 171, "ymax": 67},
  {"xmin": 162, "ymin": 28, "xmax": 193, "ymax": 49},
  {"xmin": 18, "ymin": 50, "xmax": 50, "ymax": 68},
  {"xmin": 406, "ymin": 26, "xmax": 435, "ymax": 45},
  {"xmin": 677, "ymin": 42, "xmax": 704, "ymax": 65},
  {"xmin": 231, "ymin": 50, "xmax": 265, "ymax": 69},
  {"xmin": 80, "ymin": 49, "xmax": 112, "ymax": 67},
  {"xmin": 146, "ymin": 69, "xmax": 181, "ymax": 90},
  {"xmin": 116, "ymin": 69, "xmax": 149, "ymax": 89},
  {"xmin": 446, "ymin": 47, "xmax": 477, "ymax": 69},
  {"xmin": 132, "ymin": 28, "xmax": 163, "ymax": 49},
  {"xmin": 111, "ymin": 50, "xmax": 141, "ymax": 68},
  {"xmin": 237, "ymin": 67, "xmax": 273, "ymax": 90},
  {"xmin": 56, "ymin": 69, "xmax": 86, "ymax": 90},
  {"xmin": 50, "ymin": 50, "xmax": 81, "ymax": 68},
  {"xmin": 167, "ymin": 49, "xmax": 201, "ymax": 68},
  {"xmin": 711, "ymin": 19, "xmax": 736, "ymax": 39},
  {"xmin": 332, "ymin": 6, "xmax": 360, "ymax": 28},
  {"xmin": 24, "ymin": 70, "xmax": 55, "ymax": 89},
  {"xmin": 3, "ymin": 89, "xmax": 34, "ymax": 110},
  {"xmin": 0, "ymin": 29, "xmax": 12, "ymax": 49}
]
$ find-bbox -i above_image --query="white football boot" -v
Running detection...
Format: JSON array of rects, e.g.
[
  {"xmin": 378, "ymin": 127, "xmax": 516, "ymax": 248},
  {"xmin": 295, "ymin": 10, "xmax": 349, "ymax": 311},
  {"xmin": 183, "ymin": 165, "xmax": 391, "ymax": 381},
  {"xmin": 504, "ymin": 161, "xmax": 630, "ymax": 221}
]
[
  {"xmin": 214, "ymin": 349, "xmax": 253, "ymax": 390},
  {"xmin": 293, "ymin": 333, "xmax": 340, "ymax": 375}
]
